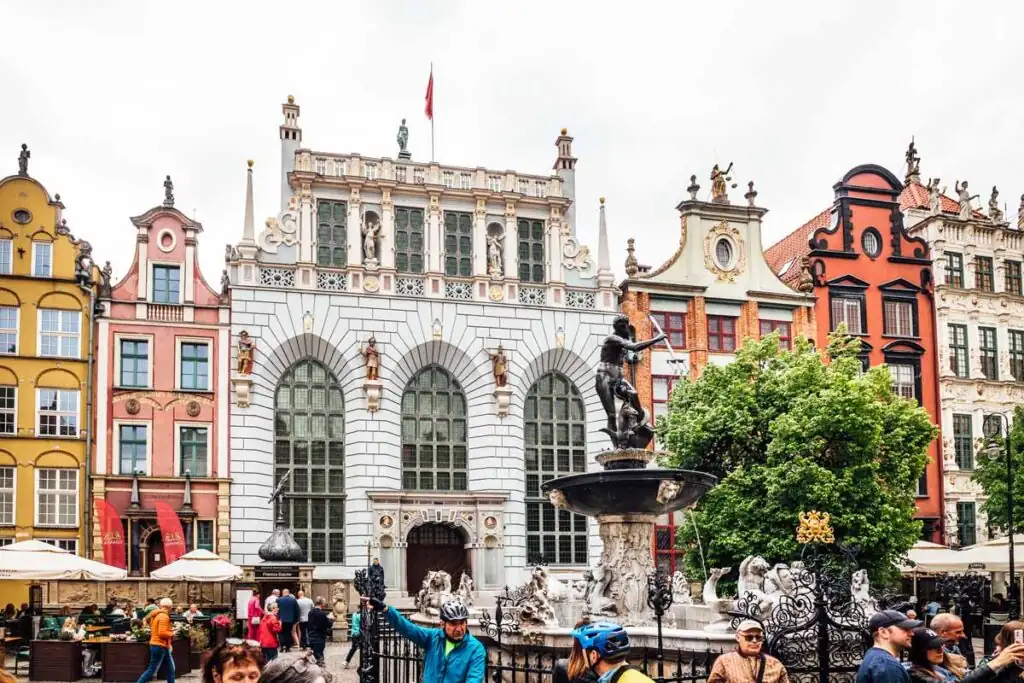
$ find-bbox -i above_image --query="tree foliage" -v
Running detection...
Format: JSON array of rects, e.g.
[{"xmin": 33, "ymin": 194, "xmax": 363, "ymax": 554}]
[
  {"xmin": 972, "ymin": 406, "xmax": 1024, "ymax": 535},
  {"xmin": 661, "ymin": 333, "xmax": 936, "ymax": 584}
]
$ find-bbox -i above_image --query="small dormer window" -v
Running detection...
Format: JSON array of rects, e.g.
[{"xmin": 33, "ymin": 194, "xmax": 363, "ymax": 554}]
[{"xmin": 152, "ymin": 265, "xmax": 181, "ymax": 304}]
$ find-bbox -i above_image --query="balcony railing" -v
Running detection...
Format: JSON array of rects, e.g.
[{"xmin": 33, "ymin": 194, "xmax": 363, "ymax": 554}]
[{"xmin": 148, "ymin": 304, "xmax": 184, "ymax": 322}]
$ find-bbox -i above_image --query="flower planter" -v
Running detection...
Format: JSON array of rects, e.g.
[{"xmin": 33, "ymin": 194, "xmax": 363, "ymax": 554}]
[
  {"xmin": 214, "ymin": 625, "xmax": 229, "ymax": 647},
  {"xmin": 29, "ymin": 640, "xmax": 82, "ymax": 681},
  {"xmin": 100, "ymin": 639, "xmax": 191, "ymax": 682}
]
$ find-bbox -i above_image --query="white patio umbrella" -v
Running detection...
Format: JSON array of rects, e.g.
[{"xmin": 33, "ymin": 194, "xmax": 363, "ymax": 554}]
[
  {"xmin": 0, "ymin": 539, "xmax": 126, "ymax": 580},
  {"xmin": 149, "ymin": 549, "xmax": 242, "ymax": 582},
  {"xmin": 955, "ymin": 535, "xmax": 1024, "ymax": 572},
  {"xmin": 899, "ymin": 540, "xmax": 970, "ymax": 574}
]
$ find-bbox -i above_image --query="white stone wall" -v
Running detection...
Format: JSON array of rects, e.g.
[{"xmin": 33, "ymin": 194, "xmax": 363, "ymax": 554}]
[{"xmin": 228, "ymin": 285, "xmax": 615, "ymax": 569}]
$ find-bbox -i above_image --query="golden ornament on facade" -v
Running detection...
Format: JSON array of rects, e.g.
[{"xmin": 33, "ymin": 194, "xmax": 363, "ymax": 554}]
[{"xmin": 796, "ymin": 510, "xmax": 835, "ymax": 545}]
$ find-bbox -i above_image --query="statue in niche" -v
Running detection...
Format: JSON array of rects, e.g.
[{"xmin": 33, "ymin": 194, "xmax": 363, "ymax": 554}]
[
  {"xmin": 989, "ymin": 186, "xmax": 1004, "ymax": 223},
  {"xmin": 927, "ymin": 178, "xmax": 942, "ymax": 215},
  {"xmin": 710, "ymin": 162, "xmax": 735, "ymax": 203},
  {"xmin": 361, "ymin": 337, "xmax": 380, "ymax": 381},
  {"xmin": 397, "ymin": 119, "xmax": 409, "ymax": 155},
  {"xmin": 954, "ymin": 180, "xmax": 978, "ymax": 220},
  {"xmin": 596, "ymin": 314, "xmax": 665, "ymax": 449},
  {"xmin": 237, "ymin": 331, "xmax": 255, "ymax": 375},
  {"xmin": 490, "ymin": 344, "xmax": 508, "ymax": 388},
  {"xmin": 362, "ymin": 217, "xmax": 382, "ymax": 264},
  {"xmin": 487, "ymin": 231, "xmax": 504, "ymax": 278}
]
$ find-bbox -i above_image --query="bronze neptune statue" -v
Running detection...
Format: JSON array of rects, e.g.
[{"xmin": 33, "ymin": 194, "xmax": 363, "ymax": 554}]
[{"xmin": 596, "ymin": 314, "xmax": 665, "ymax": 449}]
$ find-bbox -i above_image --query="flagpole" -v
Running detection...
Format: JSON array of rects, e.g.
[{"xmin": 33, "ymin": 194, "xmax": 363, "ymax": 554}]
[{"xmin": 430, "ymin": 62, "xmax": 435, "ymax": 161}]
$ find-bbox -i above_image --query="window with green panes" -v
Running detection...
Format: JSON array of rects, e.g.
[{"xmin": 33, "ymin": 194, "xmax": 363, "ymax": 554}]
[
  {"xmin": 196, "ymin": 520, "xmax": 214, "ymax": 552},
  {"xmin": 119, "ymin": 424, "xmax": 148, "ymax": 475},
  {"xmin": 180, "ymin": 342, "xmax": 209, "ymax": 390},
  {"xmin": 444, "ymin": 212, "xmax": 473, "ymax": 277},
  {"xmin": 517, "ymin": 219, "xmax": 546, "ymax": 283},
  {"xmin": 316, "ymin": 201, "xmax": 348, "ymax": 268},
  {"xmin": 179, "ymin": 426, "xmax": 208, "ymax": 476},
  {"xmin": 395, "ymin": 207, "xmax": 425, "ymax": 274},
  {"xmin": 273, "ymin": 359, "xmax": 346, "ymax": 563},
  {"xmin": 400, "ymin": 365, "xmax": 467, "ymax": 491},
  {"xmin": 524, "ymin": 372, "xmax": 588, "ymax": 565},
  {"xmin": 120, "ymin": 339, "xmax": 149, "ymax": 387}
]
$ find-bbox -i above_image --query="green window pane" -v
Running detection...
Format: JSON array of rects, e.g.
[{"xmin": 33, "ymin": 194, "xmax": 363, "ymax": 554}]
[
  {"xmin": 396, "ymin": 207, "xmax": 425, "ymax": 274},
  {"xmin": 316, "ymin": 201, "xmax": 347, "ymax": 266},
  {"xmin": 400, "ymin": 365, "xmax": 467, "ymax": 492}
]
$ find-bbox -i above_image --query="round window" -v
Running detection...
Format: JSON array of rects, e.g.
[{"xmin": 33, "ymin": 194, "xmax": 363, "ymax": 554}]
[
  {"xmin": 12, "ymin": 209, "xmax": 30, "ymax": 224},
  {"xmin": 862, "ymin": 229, "xmax": 881, "ymax": 258},
  {"xmin": 715, "ymin": 238, "xmax": 734, "ymax": 269}
]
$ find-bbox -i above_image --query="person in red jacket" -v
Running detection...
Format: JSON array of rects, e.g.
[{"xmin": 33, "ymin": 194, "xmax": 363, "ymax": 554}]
[{"xmin": 257, "ymin": 602, "xmax": 282, "ymax": 662}]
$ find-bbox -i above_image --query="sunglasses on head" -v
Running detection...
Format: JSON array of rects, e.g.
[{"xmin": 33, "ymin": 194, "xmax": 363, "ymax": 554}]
[
  {"xmin": 225, "ymin": 638, "xmax": 261, "ymax": 648},
  {"xmin": 741, "ymin": 634, "xmax": 764, "ymax": 643}
]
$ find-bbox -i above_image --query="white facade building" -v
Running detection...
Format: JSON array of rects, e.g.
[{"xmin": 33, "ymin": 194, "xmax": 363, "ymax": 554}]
[
  {"xmin": 226, "ymin": 97, "xmax": 618, "ymax": 594},
  {"xmin": 904, "ymin": 165, "xmax": 1024, "ymax": 548}
]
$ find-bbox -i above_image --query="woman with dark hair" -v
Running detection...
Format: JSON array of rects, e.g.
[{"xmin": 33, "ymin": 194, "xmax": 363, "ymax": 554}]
[
  {"xmin": 554, "ymin": 618, "xmax": 597, "ymax": 683},
  {"xmin": 258, "ymin": 651, "xmax": 331, "ymax": 683},
  {"xmin": 202, "ymin": 641, "xmax": 265, "ymax": 683},
  {"xmin": 907, "ymin": 627, "xmax": 1024, "ymax": 683}
]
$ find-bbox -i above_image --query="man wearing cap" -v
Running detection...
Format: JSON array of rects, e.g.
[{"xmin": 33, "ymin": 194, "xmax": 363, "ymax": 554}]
[
  {"xmin": 708, "ymin": 620, "xmax": 789, "ymax": 683},
  {"xmin": 856, "ymin": 610, "xmax": 922, "ymax": 683}
]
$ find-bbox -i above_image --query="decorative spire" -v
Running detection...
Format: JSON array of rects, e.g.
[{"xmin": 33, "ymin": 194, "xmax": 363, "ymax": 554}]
[
  {"xmin": 905, "ymin": 138, "xmax": 921, "ymax": 186},
  {"xmin": 17, "ymin": 144, "xmax": 30, "ymax": 177},
  {"xmin": 597, "ymin": 197, "xmax": 611, "ymax": 275},
  {"xmin": 163, "ymin": 175, "xmax": 174, "ymax": 207},
  {"xmin": 130, "ymin": 471, "xmax": 141, "ymax": 509},
  {"xmin": 687, "ymin": 174, "xmax": 700, "ymax": 201},
  {"xmin": 182, "ymin": 471, "xmax": 193, "ymax": 509},
  {"xmin": 625, "ymin": 238, "xmax": 639, "ymax": 277},
  {"xmin": 242, "ymin": 160, "xmax": 255, "ymax": 243},
  {"xmin": 745, "ymin": 181, "xmax": 758, "ymax": 207}
]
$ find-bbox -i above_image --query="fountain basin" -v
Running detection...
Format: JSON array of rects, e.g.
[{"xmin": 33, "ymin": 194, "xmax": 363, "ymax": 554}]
[{"xmin": 542, "ymin": 467, "xmax": 716, "ymax": 517}]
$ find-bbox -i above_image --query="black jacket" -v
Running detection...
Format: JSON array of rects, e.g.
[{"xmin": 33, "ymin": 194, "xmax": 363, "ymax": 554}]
[
  {"xmin": 553, "ymin": 659, "xmax": 598, "ymax": 683},
  {"xmin": 306, "ymin": 607, "xmax": 332, "ymax": 645},
  {"xmin": 908, "ymin": 662, "xmax": 1024, "ymax": 683}
]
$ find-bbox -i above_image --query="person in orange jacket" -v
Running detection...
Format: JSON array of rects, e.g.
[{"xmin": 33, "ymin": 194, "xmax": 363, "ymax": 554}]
[
  {"xmin": 136, "ymin": 597, "xmax": 176, "ymax": 683},
  {"xmin": 258, "ymin": 602, "xmax": 283, "ymax": 663}
]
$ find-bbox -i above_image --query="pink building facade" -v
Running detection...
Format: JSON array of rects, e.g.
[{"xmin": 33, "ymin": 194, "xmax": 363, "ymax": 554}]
[{"xmin": 91, "ymin": 181, "xmax": 231, "ymax": 574}]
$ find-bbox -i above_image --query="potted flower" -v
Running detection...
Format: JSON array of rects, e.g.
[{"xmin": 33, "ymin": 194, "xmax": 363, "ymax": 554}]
[
  {"xmin": 211, "ymin": 614, "xmax": 232, "ymax": 647},
  {"xmin": 187, "ymin": 626, "xmax": 209, "ymax": 671}
]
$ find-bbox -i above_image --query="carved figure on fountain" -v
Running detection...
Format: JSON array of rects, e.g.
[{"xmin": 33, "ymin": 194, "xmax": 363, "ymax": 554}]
[
  {"xmin": 597, "ymin": 518, "xmax": 656, "ymax": 624},
  {"xmin": 671, "ymin": 571, "xmax": 694, "ymax": 605},
  {"xmin": 519, "ymin": 566, "xmax": 558, "ymax": 626},
  {"xmin": 596, "ymin": 314, "xmax": 665, "ymax": 449},
  {"xmin": 702, "ymin": 566, "xmax": 737, "ymax": 631},
  {"xmin": 582, "ymin": 566, "xmax": 617, "ymax": 617},
  {"xmin": 416, "ymin": 570, "xmax": 453, "ymax": 616},
  {"xmin": 850, "ymin": 569, "xmax": 878, "ymax": 616},
  {"xmin": 737, "ymin": 555, "xmax": 771, "ymax": 605},
  {"xmin": 456, "ymin": 572, "xmax": 474, "ymax": 607}
]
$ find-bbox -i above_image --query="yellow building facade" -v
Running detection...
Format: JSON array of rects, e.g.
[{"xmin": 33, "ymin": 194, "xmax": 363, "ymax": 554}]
[{"xmin": 0, "ymin": 147, "xmax": 96, "ymax": 602}]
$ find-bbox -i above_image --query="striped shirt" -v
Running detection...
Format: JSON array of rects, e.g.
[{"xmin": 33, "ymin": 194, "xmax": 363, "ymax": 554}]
[{"xmin": 708, "ymin": 652, "xmax": 790, "ymax": 683}]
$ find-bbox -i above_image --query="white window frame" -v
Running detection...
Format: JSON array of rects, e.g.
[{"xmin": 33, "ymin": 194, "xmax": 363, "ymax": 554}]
[
  {"xmin": 176, "ymin": 337, "xmax": 212, "ymax": 391},
  {"xmin": 0, "ymin": 385, "xmax": 16, "ymax": 436},
  {"xmin": 0, "ymin": 239, "xmax": 11, "ymax": 275},
  {"xmin": 0, "ymin": 466, "xmax": 16, "ymax": 526},
  {"xmin": 36, "ymin": 388, "xmax": 80, "ymax": 438},
  {"xmin": 114, "ymin": 334, "xmax": 154, "ymax": 389},
  {"xmin": 37, "ymin": 538, "xmax": 78, "ymax": 555},
  {"xmin": 364, "ymin": 163, "xmax": 378, "ymax": 181},
  {"xmin": 442, "ymin": 171, "xmax": 454, "ymax": 188},
  {"xmin": 35, "ymin": 468, "xmax": 79, "ymax": 528},
  {"xmin": 888, "ymin": 364, "xmax": 916, "ymax": 400},
  {"xmin": 488, "ymin": 175, "xmax": 502, "ymax": 192},
  {"xmin": 883, "ymin": 299, "xmax": 915, "ymax": 337},
  {"xmin": 459, "ymin": 173, "xmax": 472, "ymax": 190},
  {"xmin": 0, "ymin": 306, "xmax": 16, "ymax": 355},
  {"xmin": 37, "ymin": 309, "xmax": 81, "ymax": 359},
  {"xmin": 518, "ymin": 179, "xmax": 529, "ymax": 195},
  {"xmin": 31, "ymin": 241, "xmax": 52, "ymax": 277},
  {"xmin": 535, "ymin": 181, "xmax": 547, "ymax": 198},
  {"xmin": 114, "ymin": 420, "xmax": 152, "ymax": 475},
  {"xmin": 830, "ymin": 297, "xmax": 864, "ymax": 335},
  {"xmin": 174, "ymin": 422, "xmax": 212, "ymax": 477},
  {"xmin": 395, "ymin": 166, "xmax": 407, "ymax": 183},
  {"xmin": 413, "ymin": 168, "xmax": 425, "ymax": 185},
  {"xmin": 148, "ymin": 261, "xmax": 183, "ymax": 305}
]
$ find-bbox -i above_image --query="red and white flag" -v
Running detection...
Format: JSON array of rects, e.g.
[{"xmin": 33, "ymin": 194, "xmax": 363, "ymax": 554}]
[
  {"xmin": 154, "ymin": 500, "xmax": 187, "ymax": 564},
  {"xmin": 424, "ymin": 66, "xmax": 434, "ymax": 120}
]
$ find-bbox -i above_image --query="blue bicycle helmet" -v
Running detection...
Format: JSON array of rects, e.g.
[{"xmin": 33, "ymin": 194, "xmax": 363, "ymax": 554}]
[{"xmin": 572, "ymin": 621, "xmax": 631, "ymax": 660}]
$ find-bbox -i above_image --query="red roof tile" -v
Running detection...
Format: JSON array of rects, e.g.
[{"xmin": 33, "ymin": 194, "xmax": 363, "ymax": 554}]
[{"xmin": 764, "ymin": 207, "xmax": 829, "ymax": 285}]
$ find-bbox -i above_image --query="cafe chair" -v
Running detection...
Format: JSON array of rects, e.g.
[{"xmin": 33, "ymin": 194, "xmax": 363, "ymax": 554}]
[{"xmin": 12, "ymin": 645, "xmax": 29, "ymax": 677}]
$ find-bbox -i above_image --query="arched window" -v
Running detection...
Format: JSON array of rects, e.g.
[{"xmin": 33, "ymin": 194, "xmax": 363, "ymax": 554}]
[
  {"xmin": 401, "ymin": 365, "xmax": 467, "ymax": 491},
  {"xmin": 524, "ymin": 372, "xmax": 588, "ymax": 565},
  {"xmin": 274, "ymin": 359, "xmax": 345, "ymax": 563}
]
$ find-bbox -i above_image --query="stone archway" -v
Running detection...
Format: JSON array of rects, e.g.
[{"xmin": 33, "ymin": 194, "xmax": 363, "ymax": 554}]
[
  {"xmin": 405, "ymin": 523, "xmax": 469, "ymax": 597},
  {"xmin": 138, "ymin": 524, "xmax": 165, "ymax": 576}
]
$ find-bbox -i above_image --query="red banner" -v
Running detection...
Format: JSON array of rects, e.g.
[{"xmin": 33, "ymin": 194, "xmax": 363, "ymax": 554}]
[
  {"xmin": 154, "ymin": 500, "xmax": 187, "ymax": 564},
  {"xmin": 424, "ymin": 67, "xmax": 434, "ymax": 120},
  {"xmin": 94, "ymin": 499, "xmax": 126, "ymax": 569}
]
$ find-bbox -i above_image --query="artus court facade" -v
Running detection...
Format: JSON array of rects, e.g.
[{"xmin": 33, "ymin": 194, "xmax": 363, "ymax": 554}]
[{"xmin": 226, "ymin": 97, "xmax": 618, "ymax": 594}]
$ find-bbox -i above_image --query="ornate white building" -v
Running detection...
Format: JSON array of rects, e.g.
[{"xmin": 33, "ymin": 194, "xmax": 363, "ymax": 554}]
[
  {"xmin": 225, "ymin": 96, "xmax": 618, "ymax": 594},
  {"xmin": 903, "ymin": 156, "xmax": 1024, "ymax": 548}
]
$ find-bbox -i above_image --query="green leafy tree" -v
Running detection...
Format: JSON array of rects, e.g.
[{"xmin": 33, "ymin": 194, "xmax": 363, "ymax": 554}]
[
  {"xmin": 972, "ymin": 406, "xmax": 1024, "ymax": 535},
  {"xmin": 661, "ymin": 333, "xmax": 936, "ymax": 584}
]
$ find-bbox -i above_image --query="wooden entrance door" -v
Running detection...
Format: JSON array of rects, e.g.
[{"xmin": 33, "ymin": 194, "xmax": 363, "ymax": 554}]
[{"xmin": 406, "ymin": 523, "xmax": 469, "ymax": 596}]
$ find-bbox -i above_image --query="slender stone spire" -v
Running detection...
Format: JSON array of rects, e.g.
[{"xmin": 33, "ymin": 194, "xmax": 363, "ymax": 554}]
[
  {"xmin": 597, "ymin": 197, "xmax": 611, "ymax": 274},
  {"xmin": 242, "ymin": 160, "xmax": 255, "ymax": 243}
]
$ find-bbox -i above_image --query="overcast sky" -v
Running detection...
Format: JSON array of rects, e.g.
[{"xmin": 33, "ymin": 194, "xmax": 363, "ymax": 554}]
[{"xmin": 2, "ymin": 2, "xmax": 1022, "ymax": 285}]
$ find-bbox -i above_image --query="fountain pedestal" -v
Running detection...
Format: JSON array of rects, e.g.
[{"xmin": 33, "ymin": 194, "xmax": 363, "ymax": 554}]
[{"xmin": 543, "ymin": 449, "xmax": 715, "ymax": 626}]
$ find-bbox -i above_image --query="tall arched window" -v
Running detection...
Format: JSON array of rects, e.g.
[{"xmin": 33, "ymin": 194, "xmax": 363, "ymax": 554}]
[
  {"xmin": 274, "ymin": 359, "xmax": 345, "ymax": 563},
  {"xmin": 401, "ymin": 365, "xmax": 467, "ymax": 491},
  {"xmin": 525, "ymin": 372, "xmax": 588, "ymax": 565}
]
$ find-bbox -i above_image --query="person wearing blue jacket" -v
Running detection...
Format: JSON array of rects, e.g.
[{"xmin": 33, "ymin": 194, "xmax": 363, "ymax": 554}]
[
  {"xmin": 368, "ymin": 597, "xmax": 485, "ymax": 683},
  {"xmin": 275, "ymin": 589, "xmax": 299, "ymax": 652}
]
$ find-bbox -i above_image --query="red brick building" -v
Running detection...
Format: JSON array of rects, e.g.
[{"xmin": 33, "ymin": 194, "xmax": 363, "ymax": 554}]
[{"xmin": 766, "ymin": 164, "xmax": 944, "ymax": 542}]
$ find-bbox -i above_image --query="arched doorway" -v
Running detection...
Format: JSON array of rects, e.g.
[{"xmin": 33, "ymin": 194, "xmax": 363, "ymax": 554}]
[
  {"xmin": 139, "ymin": 525, "xmax": 166, "ymax": 576},
  {"xmin": 406, "ymin": 523, "xmax": 469, "ymax": 596}
]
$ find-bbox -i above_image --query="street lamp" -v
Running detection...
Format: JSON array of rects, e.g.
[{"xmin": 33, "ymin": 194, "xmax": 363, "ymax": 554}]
[{"xmin": 983, "ymin": 413, "xmax": 1018, "ymax": 619}]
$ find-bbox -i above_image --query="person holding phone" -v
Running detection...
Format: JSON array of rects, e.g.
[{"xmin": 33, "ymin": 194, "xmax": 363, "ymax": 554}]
[{"xmin": 909, "ymin": 627, "xmax": 1024, "ymax": 683}]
